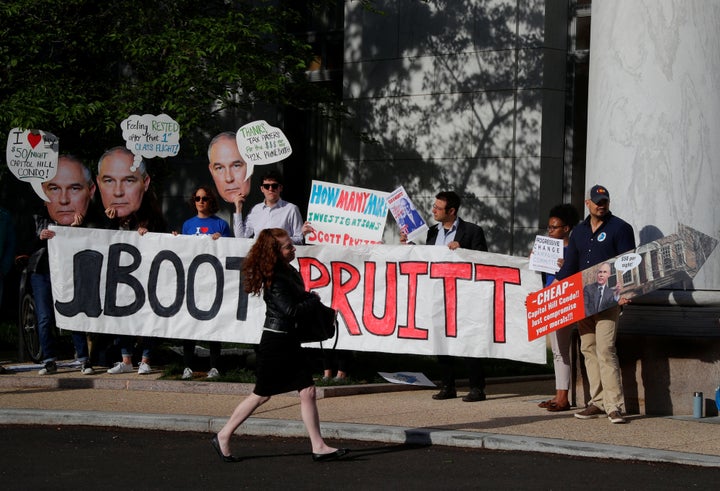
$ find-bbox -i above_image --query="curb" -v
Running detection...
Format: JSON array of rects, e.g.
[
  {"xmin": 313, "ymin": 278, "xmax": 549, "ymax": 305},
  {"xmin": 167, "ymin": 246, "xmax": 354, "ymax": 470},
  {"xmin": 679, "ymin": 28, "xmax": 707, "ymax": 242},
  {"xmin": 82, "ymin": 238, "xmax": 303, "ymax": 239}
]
[{"xmin": 2, "ymin": 408, "xmax": 720, "ymax": 468}]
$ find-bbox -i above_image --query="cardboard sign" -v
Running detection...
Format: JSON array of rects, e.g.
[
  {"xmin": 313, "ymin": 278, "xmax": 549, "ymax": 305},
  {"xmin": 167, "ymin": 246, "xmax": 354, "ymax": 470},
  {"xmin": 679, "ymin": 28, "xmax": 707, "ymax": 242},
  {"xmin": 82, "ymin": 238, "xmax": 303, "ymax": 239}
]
[
  {"xmin": 388, "ymin": 186, "xmax": 428, "ymax": 242},
  {"xmin": 304, "ymin": 180, "xmax": 389, "ymax": 246},
  {"xmin": 529, "ymin": 235, "xmax": 564, "ymax": 274},
  {"xmin": 5, "ymin": 128, "xmax": 60, "ymax": 201},
  {"xmin": 121, "ymin": 113, "xmax": 180, "ymax": 167},
  {"xmin": 526, "ymin": 224, "xmax": 718, "ymax": 340},
  {"xmin": 236, "ymin": 120, "xmax": 292, "ymax": 181}
]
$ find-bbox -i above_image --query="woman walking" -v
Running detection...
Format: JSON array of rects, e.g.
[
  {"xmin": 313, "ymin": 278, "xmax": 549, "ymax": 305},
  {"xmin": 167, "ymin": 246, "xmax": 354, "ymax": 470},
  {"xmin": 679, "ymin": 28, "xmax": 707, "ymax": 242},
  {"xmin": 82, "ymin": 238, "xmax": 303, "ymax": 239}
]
[{"xmin": 211, "ymin": 228, "xmax": 349, "ymax": 463}]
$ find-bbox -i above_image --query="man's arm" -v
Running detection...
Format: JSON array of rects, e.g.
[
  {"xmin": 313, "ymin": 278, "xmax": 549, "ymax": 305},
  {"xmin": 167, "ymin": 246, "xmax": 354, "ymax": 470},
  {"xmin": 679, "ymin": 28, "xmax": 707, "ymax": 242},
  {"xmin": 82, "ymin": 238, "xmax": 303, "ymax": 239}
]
[{"xmin": 287, "ymin": 204, "xmax": 305, "ymax": 245}]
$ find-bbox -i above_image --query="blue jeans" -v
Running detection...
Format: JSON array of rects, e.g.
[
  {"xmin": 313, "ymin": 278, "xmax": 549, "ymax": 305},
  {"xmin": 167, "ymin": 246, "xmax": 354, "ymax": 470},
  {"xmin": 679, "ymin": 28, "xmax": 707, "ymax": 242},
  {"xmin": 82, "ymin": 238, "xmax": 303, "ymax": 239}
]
[
  {"xmin": 118, "ymin": 335, "xmax": 155, "ymax": 360},
  {"xmin": 31, "ymin": 273, "xmax": 89, "ymax": 364}
]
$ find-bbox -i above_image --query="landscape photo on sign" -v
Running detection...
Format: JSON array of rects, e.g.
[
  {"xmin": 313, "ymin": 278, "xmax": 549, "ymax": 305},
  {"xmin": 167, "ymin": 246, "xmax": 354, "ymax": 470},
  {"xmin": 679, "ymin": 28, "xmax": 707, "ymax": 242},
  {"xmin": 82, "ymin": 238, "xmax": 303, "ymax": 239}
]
[
  {"xmin": 236, "ymin": 120, "xmax": 292, "ymax": 182},
  {"xmin": 121, "ymin": 113, "xmax": 181, "ymax": 169},
  {"xmin": 526, "ymin": 224, "xmax": 719, "ymax": 341},
  {"xmin": 5, "ymin": 128, "xmax": 60, "ymax": 201}
]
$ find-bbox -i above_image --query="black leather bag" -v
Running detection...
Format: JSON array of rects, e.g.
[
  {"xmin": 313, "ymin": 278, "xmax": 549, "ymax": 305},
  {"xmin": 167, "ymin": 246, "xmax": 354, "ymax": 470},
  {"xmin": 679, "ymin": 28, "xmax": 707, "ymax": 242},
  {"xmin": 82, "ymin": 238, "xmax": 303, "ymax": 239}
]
[{"xmin": 296, "ymin": 301, "xmax": 338, "ymax": 344}]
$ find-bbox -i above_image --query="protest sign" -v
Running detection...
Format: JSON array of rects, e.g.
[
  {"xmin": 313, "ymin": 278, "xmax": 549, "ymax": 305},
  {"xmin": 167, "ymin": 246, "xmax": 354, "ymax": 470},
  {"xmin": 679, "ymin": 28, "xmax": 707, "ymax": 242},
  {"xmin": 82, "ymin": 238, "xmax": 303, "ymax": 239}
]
[
  {"xmin": 121, "ymin": 113, "xmax": 180, "ymax": 168},
  {"xmin": 388, "ymin": 186, "xmax": 428, "ymax": 242},
  {"xmin": 305, "ymin": 180, "xmax": 390, "ymax": 246},
  {"xmin": 526, "ymin": 224, "xmax": 719, "ymax": 341},
  {"xmin": 48, "ymin": 226, "xmax": 545, "ymax": 364},
  {"xmin": 236, "ymin": 120, "xmax": 292, "ymax": 181},
  {"xmin": 5, "ymin": 128, "xmax": 59, "ymax": 201},
  {"xmin": 529, "ymin": 235, "xmax": 564, "ymax": 274}
]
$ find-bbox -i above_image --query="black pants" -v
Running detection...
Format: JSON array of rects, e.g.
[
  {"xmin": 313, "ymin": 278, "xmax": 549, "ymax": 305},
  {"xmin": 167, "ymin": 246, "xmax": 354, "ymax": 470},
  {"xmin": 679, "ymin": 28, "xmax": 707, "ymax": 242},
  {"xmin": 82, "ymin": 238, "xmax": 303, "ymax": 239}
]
[{"xmin": 437, "ymin": 355, "xmax": 486, "ymax": 391}]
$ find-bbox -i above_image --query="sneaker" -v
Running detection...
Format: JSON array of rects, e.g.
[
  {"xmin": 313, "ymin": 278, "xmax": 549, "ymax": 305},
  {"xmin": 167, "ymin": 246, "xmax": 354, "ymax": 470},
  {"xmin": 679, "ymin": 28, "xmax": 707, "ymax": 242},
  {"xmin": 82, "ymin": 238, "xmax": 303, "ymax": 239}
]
[
  {"xmin": 608, "ymin": 410, "xmax": 626, "ymax": 424},
  {"xmin": 432, "ymin": 387, "xmax": 457, "ymax": 400},
  {"xmin": 574, "ymin": 404, "xmax": 605, "ymax": 419},
  {"xmin": 38, "ymin": 361, "xmax": 57, "ymax": 375},
  {"xmin": 138, "ymin": 362, "xmax": 151, "ymax": 375},
  {"xmin": 206, "ymin": 367, "xmax": 220, "ymax": 379},
  {"xmin": 182, "ymin": 367, "xmax": 193, "ymax": 380},
  {"xmin": 80, "ymin": 362, "xmax": 94, "ymax": 375},
  {"xmin": 462, "ymin": 388, "xmax": 487, "ymax": 402},
  {"xmin": 107, "ymin": 362, "xmax": 133, "ymax": 374}
]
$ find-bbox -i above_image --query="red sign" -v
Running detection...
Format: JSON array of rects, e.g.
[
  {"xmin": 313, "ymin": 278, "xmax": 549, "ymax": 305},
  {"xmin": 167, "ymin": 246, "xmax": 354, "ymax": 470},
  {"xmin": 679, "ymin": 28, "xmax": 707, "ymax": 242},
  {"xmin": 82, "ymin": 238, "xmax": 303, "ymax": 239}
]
[{"xmin": 526, "ymin": 272, "xmax": 584, "ymax": 341}]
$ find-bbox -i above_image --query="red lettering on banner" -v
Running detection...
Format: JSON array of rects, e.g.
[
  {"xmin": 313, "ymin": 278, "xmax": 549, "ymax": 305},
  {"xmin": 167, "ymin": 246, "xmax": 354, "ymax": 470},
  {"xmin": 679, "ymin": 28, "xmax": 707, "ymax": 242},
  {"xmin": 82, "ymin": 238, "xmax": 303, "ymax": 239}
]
[
  {"xmin": 398, "ymin": 262, "xmax": 429, "ymax": 339},
  {"xmin": 474, "ymin": 265, "xmax": 521, "ymax": 343},
  {"xmin": 429, "ymin": 262, "xmax": 473, "ymax": 337},
  {"xmin": 362, "ymin": 262, "xmax": 397, "ymax": 335},
  {"xmin": 330, "ymin": 262, "xmax": 362, "ymax": 334}
]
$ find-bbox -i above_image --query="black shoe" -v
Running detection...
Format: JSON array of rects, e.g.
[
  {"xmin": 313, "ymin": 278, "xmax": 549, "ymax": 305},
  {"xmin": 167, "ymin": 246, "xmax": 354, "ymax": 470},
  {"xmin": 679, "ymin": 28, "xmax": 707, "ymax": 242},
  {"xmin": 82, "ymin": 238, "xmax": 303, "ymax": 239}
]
[
  {"xmin": 0, "ymin": 366, "xmax": 7, "ymax": 374},
  {"xmin": 432, "ymin": 388, "xmax": 457, "ymax": 400},
  {"xmin": 462, "ymin": 388, "xmax": 486, "ymax": 402},
  {"xmin": 38, "ymin": 361, "xmax": 57, "ymax": 375},
  {"xmin": 312, "ymin": 448, "xmax": 350, "ymax": 462},
  {"xmin": 211, "ymin": 435, "xmax": 242, "ymax": 463}
]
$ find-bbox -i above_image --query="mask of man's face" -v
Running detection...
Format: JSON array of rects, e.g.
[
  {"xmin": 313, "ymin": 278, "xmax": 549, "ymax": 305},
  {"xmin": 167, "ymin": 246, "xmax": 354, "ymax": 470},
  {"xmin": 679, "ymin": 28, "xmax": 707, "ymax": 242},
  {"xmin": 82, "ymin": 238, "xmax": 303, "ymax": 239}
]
[
  {"xmin": 208, "ymin": 136, "xmax": 251, "ymax": 203},
  {"xmin": 97, "ymin": 150, "xmax": 149, "ymax": 218},
  {"xmin": 42, "ymin": 157, "xmax": 95, "ymax": 225}
]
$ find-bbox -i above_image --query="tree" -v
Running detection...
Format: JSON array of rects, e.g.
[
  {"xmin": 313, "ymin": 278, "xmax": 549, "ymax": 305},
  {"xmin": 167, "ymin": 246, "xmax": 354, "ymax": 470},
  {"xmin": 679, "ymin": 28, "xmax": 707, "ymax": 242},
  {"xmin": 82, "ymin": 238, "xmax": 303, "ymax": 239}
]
[{"xmin": 0, "ymin": 0, "xmax": 340, "ymax": 163}]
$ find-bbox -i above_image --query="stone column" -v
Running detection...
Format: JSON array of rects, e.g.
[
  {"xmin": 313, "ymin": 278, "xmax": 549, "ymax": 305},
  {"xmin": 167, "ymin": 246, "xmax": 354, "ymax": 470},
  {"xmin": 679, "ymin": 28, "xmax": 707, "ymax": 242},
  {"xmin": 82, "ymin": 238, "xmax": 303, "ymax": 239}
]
[{"xmin": 585, "ymin": 0, "xmax": 720, "ymax": 299}]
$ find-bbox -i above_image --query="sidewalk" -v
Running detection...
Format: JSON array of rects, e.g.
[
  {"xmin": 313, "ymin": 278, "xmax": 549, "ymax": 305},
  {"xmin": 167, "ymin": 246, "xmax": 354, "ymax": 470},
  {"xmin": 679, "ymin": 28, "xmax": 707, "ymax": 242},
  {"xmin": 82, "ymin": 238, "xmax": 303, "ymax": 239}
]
[{"xmin": 1, "ymin": 362, "xmax": 719, "ymax": 468}]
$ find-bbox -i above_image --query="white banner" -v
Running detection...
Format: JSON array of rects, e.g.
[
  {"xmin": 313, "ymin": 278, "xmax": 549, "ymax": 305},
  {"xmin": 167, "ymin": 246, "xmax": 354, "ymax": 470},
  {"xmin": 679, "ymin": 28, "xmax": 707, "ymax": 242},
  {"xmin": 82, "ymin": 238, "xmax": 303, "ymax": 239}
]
[{"xmin": 48, "ymin": 226, "xmax": 545, "ymax": 364}]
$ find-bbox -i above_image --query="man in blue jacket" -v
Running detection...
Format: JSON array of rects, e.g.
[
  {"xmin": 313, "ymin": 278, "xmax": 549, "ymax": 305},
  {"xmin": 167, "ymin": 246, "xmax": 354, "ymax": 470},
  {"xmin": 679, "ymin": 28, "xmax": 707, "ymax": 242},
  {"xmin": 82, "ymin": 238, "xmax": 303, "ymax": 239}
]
[{"xmin": 555, "ymin": 184, "xmax": 635, "ymax": 424}]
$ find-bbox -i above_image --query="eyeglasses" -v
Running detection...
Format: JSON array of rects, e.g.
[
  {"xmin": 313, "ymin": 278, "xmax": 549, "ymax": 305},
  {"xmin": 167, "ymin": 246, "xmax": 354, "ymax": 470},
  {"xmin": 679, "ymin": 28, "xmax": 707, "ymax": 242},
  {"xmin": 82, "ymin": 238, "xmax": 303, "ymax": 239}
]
[
  {"xmin": 431, "ymin": 204, "xmax": 446, "ymax": 211},
  {"xmin": 261, "ymin": 183, "xmax": 280, "ymax": 190},
  {"xmin": 547, "ymin": 224, "xmax": 566, "ymax": 231},
  {"xmin": 194, "ymin": 196, "xmax": 209, "ymax": 203}
]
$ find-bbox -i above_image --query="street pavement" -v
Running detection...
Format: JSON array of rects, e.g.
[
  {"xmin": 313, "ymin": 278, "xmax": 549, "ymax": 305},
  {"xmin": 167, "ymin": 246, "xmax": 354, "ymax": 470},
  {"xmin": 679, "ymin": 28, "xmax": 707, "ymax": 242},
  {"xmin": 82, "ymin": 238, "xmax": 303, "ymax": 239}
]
[{"xmin": 1, "ymin": 361, "xmax": 719, "ymax": 468}]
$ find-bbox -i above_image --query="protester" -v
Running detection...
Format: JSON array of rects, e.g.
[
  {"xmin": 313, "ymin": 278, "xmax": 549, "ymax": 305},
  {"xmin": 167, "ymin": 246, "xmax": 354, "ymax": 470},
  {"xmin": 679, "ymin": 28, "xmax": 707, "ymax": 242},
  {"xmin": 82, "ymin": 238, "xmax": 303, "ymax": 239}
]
[
  {"xmin": 232, "ymin": 169, "xmax": 312, "ymax": 244},
  {"xmin": 555, "ymin": 184, "xmax": 635, "ymax": 424},
  {"xmin": 536, "ymin": 203, "xmax": 579, "ymax": 412},
  {"xmin": 31, "ymin": 155, "xmax": 96, "ymax": 375},
  {"xmin": 177, "ymin": 185, "xmax": 231, "ymax": 380},
  {"xmin": 212, "ymin": 228, "xmax": 349, "ymax": 463},
  {"xmin": 402, "ymin": 191, "xmax": 488, "ymax": 402},
  {"xmin": 97, "ymin": 147, "xmax": 165, "ymax": 375}
]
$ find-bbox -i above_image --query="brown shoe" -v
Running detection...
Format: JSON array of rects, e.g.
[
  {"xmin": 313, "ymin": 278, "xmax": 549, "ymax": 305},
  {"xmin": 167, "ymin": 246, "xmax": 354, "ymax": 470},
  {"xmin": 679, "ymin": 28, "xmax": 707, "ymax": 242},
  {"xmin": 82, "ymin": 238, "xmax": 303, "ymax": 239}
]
[
  {"xmin": 607, "ymin": 410, "xmax": 626, "ymax": 424},
  {"xmin": 574, "ymin": 404, "xmax": 605, "ymax": 419},
  {"xmin": 462, "ymin": 388, "xmax": 486, "ymax": 402}
]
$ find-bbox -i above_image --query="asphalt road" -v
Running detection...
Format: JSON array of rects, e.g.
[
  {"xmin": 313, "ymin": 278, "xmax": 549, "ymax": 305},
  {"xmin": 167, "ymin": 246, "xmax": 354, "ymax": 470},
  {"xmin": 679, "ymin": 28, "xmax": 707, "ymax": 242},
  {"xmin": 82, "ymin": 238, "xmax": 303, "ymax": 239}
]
[{"xmin": 1, "ymin": 425, "xmax": 716, "ymax": 490}]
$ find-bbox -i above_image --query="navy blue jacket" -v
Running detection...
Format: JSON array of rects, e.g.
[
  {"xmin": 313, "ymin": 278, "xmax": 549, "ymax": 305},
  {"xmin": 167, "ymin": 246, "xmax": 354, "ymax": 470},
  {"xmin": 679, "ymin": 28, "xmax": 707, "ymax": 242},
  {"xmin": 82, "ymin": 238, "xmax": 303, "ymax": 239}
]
[
  {"xmin": 426, "ymin": 217, "xmax": 487, "ymax": 252},
  {"xmin": 555, "ymin": 212, "xmax": 635, "ymax": 280}
]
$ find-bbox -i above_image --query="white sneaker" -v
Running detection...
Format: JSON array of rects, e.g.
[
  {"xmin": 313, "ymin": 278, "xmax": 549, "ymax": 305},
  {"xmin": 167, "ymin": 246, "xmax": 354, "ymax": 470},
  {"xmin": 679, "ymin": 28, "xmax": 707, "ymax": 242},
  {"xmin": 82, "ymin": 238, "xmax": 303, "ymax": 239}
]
[
  {"xmin": 206, "ymin": 367, "xmax": 220, "ymax": 379},
  {"xmin": 81, "ymin": 362, "xmax": 94, "ymax": 375},
  {"xmin": 182, "ymin": 367, "xmax": 193, "ymax": 380},
  {"xmin": 138, "ymin": 361, "xmax": 151, "ymax": 375},
  {"xmin": 107, "ymin": 362, "xmax": 133, "ymax": 374}
]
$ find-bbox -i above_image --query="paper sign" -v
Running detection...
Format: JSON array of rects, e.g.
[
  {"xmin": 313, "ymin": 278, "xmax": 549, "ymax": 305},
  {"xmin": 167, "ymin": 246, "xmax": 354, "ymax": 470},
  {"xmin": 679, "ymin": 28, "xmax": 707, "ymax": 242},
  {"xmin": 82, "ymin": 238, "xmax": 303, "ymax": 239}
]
[
  {"xmin": 121, "ymin": 113, "xmax": 180, "ymax": 169},
  {"xmin": 304, "ymin": 180, "xmax": 389, "ymax": 246},
  {"xmin": 236, "ymin": 120, "xmax": 292, "ymax": 181},
  {"xmin": 5, "ymin": 128, "xmax": 60, "ymax": 201},
  {"xmin": 529, "ymin": 235, "xmax": 564, "ymax": 274},
  {"xmin": 388, "ymin": 186, "xmax": 428, "ymax": 242},
  {"xmin": 378, "ymin": 372, "xmax": 436, "ymax": 387}
]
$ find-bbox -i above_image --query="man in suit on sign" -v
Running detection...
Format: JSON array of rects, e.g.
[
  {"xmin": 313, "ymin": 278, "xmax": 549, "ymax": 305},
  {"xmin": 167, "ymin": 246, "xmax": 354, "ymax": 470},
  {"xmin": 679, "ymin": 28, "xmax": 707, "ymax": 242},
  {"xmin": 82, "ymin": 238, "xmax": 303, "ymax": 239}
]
[{"xmin": 583, "ymin": 262, "xmax": 619, "ymax": 317}]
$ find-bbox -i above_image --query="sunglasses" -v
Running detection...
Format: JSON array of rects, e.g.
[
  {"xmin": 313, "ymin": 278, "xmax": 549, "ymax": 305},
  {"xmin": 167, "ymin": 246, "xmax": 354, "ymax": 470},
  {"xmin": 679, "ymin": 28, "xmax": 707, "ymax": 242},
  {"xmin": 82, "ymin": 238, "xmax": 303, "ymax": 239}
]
[
  {"xmin": 261, "ymin": 183, "xmax": 280, "ymax": 190},
  {"xmin": 194, "ymin": 196, "xmax": 209, "ymax": 203}
]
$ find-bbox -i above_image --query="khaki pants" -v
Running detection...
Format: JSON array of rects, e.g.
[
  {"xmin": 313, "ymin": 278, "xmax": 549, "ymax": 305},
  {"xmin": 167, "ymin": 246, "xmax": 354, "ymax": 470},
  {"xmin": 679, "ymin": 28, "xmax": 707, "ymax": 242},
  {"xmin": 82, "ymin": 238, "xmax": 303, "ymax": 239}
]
[{"xmin": 578, "ymin": 306, "xmax": 624, "ymax": 413}]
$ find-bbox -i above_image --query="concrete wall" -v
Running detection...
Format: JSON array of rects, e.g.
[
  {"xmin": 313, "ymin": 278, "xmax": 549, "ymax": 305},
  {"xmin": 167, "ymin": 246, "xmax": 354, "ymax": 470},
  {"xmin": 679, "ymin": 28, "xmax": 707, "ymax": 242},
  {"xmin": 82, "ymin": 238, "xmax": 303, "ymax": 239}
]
[{"xmin": 341, "ymin": 0, "xmax": 570, "ymax": 255}]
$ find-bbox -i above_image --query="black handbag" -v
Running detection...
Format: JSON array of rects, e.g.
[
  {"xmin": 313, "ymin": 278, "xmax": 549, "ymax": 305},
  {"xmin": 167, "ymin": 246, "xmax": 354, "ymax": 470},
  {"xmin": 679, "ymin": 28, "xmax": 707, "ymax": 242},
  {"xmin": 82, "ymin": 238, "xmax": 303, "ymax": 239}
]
[{"xmin": 296, "ymin": 300, "xmax": 338, "ymax": 345}]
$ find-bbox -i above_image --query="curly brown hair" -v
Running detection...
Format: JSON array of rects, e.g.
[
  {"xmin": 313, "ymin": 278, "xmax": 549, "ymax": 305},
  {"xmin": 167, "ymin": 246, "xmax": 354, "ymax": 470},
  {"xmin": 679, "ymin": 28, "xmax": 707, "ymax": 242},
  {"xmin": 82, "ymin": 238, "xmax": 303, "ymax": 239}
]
[
  {"xmin": 242, "ymin": 228, "xmax": 290, "ymax": 295},
  {"xmin": 188, "ymin": 185, "xmax": 220, "ymax": 214}
]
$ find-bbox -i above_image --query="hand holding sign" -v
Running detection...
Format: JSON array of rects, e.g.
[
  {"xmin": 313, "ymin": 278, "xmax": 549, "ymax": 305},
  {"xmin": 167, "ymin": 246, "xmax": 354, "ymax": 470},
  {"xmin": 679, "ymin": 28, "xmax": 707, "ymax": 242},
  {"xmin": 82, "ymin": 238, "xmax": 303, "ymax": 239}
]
[
  {"xmin": 121, "ymin": 114, "xmax": 180, "ymax": 169},
  {"xmin": 236, "ymin": 120, "xmax": 292, "ymax": 181},
  {"xmin": 5, "ymin": 128, "xmax": 60, "ymax": 201}
]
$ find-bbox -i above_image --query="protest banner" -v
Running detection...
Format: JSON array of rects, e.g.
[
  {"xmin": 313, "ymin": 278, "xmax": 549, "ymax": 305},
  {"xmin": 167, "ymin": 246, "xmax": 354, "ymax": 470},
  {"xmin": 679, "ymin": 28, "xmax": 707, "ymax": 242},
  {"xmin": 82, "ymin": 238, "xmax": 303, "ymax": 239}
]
[
  {"xmin": 48, "ymin": 226, "xmax": 545, "ymax": 364},
  {"xmin": 5, "ymin": 127, "xmax": 60, "ymax": 201},
  {"xmin": 526, "ymin": 224, "xmax": 719, "ymax": 341},
  {"xmin": 387, "ymin": 186, "xmax": 428, "ymax": 242},
  {"xmin": 304, "ymin": 180, "xmax": 389, "ymax": 246}
]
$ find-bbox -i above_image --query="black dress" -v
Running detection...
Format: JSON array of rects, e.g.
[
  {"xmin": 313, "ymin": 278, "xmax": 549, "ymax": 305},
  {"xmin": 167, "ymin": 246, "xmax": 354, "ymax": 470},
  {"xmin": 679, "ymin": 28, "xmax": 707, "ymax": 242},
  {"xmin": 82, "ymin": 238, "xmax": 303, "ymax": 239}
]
[{"xmin": 253, "ymin": 263, "xmax": 319, "ymax": 396}]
